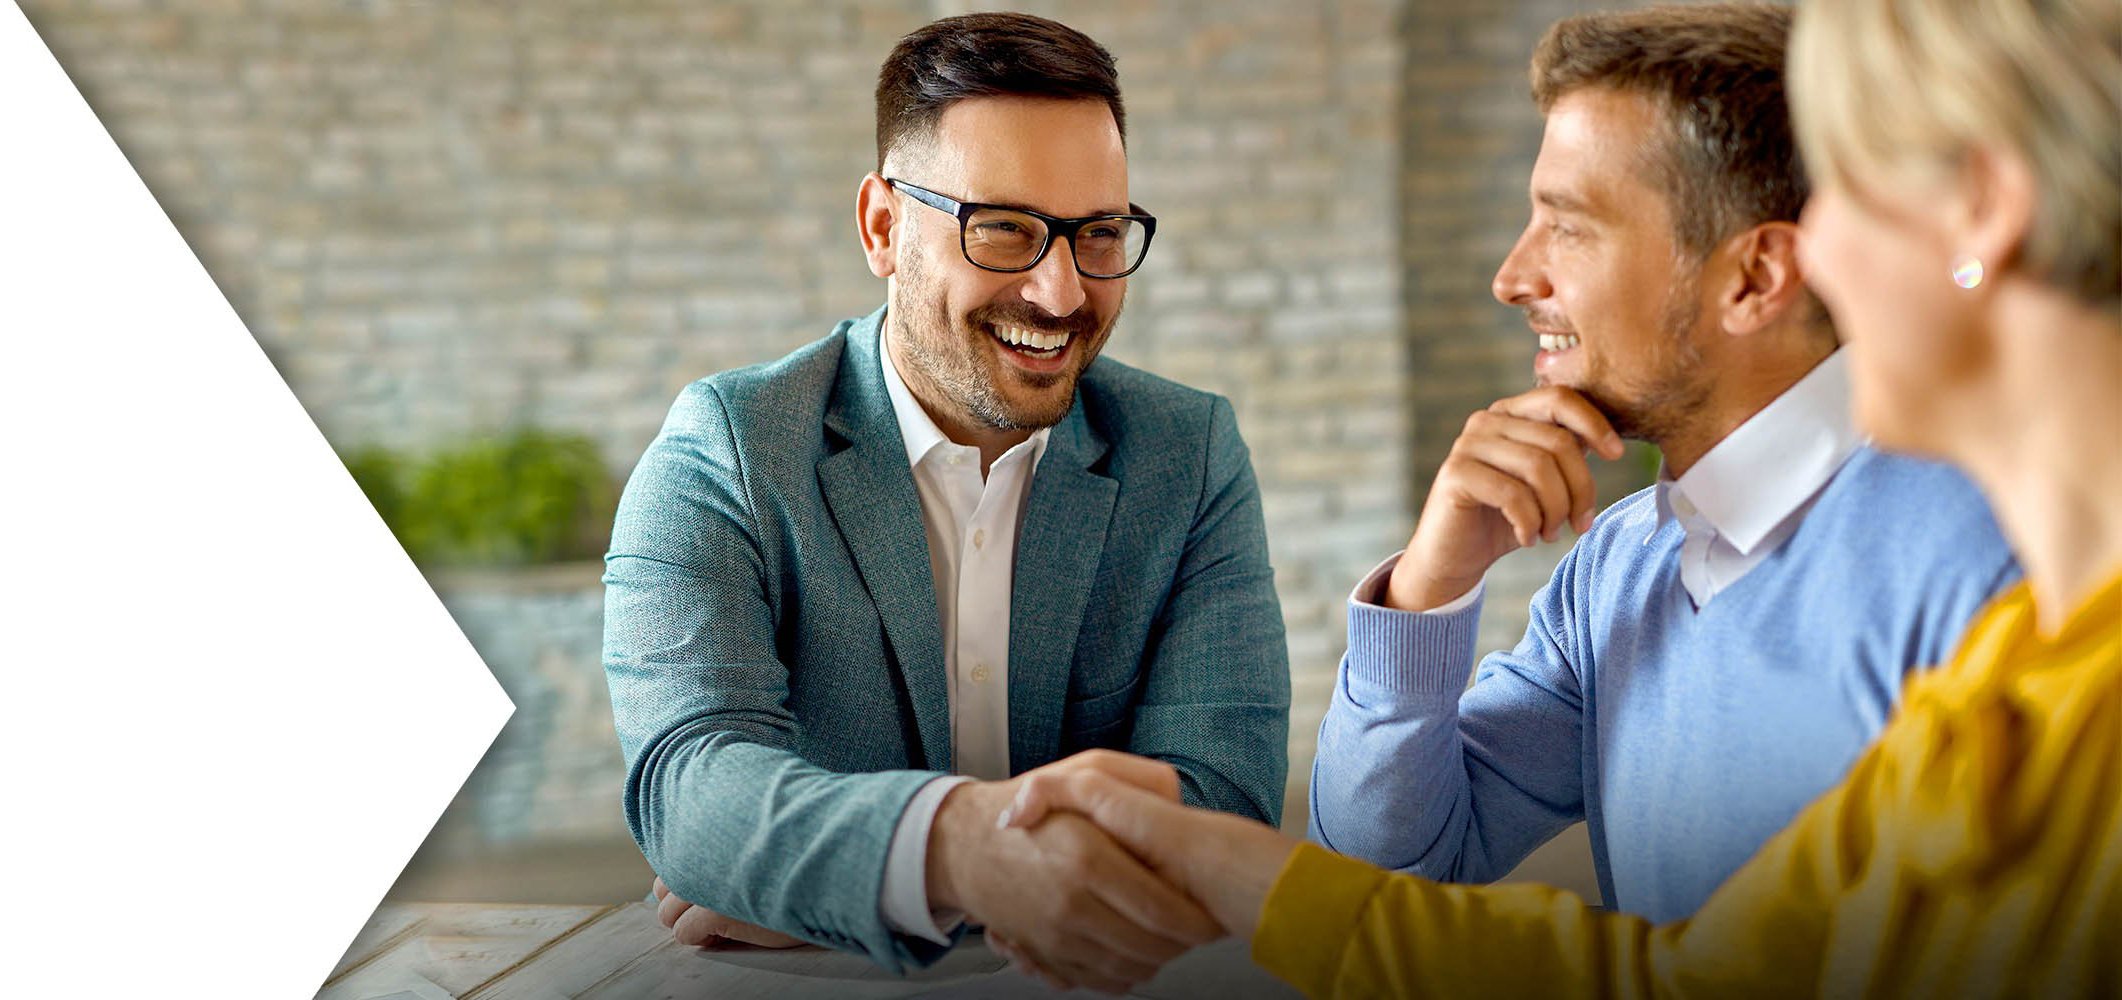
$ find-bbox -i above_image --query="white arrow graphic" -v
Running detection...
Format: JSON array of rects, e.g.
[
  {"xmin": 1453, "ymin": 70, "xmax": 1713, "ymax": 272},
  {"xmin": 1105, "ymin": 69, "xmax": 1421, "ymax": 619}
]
[{"xmin": 0, "ymin": 4, "xmax": 516, "ymax": 997}]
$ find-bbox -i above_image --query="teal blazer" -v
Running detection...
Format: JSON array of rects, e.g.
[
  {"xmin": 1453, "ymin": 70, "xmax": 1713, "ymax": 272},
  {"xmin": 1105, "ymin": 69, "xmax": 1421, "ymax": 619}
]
[{"xmin": 603, "ymin": 307, "xmax": 1290, "ymax": 972}]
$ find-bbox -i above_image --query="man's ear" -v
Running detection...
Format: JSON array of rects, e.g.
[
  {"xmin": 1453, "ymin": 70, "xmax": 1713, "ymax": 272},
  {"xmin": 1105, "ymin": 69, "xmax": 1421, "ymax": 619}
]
[
  {"xmin": 1719, "ymin": 222, "xmax": 1807, "ymax": 337},
  {"xmin": 857, "ymin": 172, "xmax": 898, "ymax": 279}
]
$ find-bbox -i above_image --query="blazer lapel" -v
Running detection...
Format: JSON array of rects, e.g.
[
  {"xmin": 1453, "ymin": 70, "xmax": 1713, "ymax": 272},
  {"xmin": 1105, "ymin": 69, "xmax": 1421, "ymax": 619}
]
[
  {"xmin": 817, "ymin": 312, "xmax": 953, "ymax": 772},
  {"xmin": 1008, "ymin": 401, "xmax": 1118, "ymax": 775}
]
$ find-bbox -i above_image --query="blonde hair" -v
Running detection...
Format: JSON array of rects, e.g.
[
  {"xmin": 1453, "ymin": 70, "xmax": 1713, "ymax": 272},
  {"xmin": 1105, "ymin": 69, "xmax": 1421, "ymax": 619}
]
[{"xmin": 1789, "ymin": 0, "xmax": 2121, "ymax": 306}]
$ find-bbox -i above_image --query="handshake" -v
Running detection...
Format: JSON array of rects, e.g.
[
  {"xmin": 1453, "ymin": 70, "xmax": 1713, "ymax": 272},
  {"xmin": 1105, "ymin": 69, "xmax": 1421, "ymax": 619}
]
[{"xmin": 653, "ymin": 750, "xmax": 1296, "ymax": 995}]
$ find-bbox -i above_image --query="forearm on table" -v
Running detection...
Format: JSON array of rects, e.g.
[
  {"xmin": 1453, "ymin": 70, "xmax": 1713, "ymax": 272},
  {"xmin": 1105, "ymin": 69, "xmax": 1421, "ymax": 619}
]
[{"xmin": 627, "ymin": 732, "xmax": 937, "ymax": 947}]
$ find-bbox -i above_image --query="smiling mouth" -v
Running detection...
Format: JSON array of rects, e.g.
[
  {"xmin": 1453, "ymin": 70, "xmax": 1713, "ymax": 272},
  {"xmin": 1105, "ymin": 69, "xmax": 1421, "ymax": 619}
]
[
  {"xmin": 990, "ymin": 322, "xmax": 1073, "ymax": 360},
  {"xmin": 1537, "ymin": 332, "xmax": 1581, "ymax": 352}
]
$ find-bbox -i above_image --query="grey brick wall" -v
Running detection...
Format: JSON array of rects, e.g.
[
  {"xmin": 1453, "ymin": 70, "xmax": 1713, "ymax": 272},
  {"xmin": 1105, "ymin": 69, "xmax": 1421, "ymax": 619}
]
[
  {"xmin": 23, "ymin": 0, "xmax": 1407, "ymax": 831},
  {"xmin": 21, "ymin": 3, "xmax": 1679, "ymax": 874}
]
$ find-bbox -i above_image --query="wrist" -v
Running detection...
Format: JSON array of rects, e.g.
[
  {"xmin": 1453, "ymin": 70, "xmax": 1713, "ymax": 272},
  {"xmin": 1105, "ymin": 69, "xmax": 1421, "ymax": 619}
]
[
  {"xmin": 1385, "ymin": 558, "xmax": 1483, "ymax": 613},
  {"xmin": 924, "ymin": 780, "xmax": 1002, "ymax": 914},
  {"xmin": 1186, "ymin": 813, "xmax": 1299, "ymax": 939}
]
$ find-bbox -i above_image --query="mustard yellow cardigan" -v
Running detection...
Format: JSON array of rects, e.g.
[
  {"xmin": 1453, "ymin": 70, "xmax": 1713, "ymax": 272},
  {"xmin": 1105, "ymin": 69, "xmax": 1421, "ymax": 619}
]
[{"xmin": 1255, "ymin": 573, "xmax": 2122, "ymax": 998}]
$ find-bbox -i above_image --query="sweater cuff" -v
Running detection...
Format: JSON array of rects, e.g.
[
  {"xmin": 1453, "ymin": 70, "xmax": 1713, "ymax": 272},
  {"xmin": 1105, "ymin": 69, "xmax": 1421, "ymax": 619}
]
[
  {"xmin": 1346, "ymin": 554, "xmax": 1484, "ymax": 694},
  {"xmin": 1252, "ymin": 843, "xmax": 1392, "ymax": 996}
]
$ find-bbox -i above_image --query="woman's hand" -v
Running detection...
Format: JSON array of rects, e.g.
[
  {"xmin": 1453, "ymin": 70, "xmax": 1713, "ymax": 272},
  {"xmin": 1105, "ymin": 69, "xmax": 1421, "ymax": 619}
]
[{"xmin": 1001, "ymin": 755, "xmax": 1302, "ymax": 941}]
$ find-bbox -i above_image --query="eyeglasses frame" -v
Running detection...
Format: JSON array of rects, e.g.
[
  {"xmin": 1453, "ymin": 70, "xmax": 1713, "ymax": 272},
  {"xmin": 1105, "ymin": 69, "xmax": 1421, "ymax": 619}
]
[{"xmin": 885, "ymin": 177, "xmax": 1158, "ymax": 279}]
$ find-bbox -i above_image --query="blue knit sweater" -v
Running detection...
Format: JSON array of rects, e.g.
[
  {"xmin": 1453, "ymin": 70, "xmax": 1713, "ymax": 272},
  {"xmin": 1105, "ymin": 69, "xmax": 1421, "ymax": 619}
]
[{"xmin": 1308, "ymin": 447, "xmax": 2019, "ymax": 921}]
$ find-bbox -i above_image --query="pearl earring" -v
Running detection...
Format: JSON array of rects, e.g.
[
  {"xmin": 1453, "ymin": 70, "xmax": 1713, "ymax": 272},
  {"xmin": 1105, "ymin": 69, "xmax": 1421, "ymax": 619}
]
[{"xmin": 1951, "ymin": 254, "xmax": 1985, "ymax": 289}]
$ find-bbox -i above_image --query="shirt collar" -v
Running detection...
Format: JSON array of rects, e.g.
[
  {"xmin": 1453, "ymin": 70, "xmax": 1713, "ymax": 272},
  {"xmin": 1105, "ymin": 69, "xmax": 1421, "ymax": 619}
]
[
  {"xmin": 1657, "ymin": 349, "xmax": 1863, "ymax": 554},
  {"xmin": 879, "ymin": 326, "xmax": 1050, "ymax": 470}
]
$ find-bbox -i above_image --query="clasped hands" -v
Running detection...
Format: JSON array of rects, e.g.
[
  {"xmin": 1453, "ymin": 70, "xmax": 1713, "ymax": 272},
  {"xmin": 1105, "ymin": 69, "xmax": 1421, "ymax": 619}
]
[{"xmin": 654, "ymin": 749, "xmax": 1293, "ymax": 995}]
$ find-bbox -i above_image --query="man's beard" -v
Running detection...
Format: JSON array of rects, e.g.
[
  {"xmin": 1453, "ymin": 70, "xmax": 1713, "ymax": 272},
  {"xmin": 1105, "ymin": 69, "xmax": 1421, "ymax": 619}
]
[
  {"xmin": 892, "ymin": 249, "xmax": 1114, "ymax": 432},
  {"xmin": 1565, "ymin": 270, "xmax": 1713, "ymax": 444}
]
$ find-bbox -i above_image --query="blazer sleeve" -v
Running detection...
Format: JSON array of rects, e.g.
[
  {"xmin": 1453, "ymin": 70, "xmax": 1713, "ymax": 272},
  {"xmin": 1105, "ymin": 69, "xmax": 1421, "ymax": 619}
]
[
  {"xmin": 602, "ymin": 382, "xmax": 953, "ymax": 974},
  {"xmin": 1126, "ymin": 395, "xmax": 1292, "ymax": 825}
]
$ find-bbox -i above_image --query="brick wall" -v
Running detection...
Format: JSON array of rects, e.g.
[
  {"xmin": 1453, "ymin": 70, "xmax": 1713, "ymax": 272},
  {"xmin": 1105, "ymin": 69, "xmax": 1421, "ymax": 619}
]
[
  {"xmin": 21, "ymin": 3, "xmax": 1675, "ymax": 875},
  {"xmin": 22, "ymin": 0, "xmax": 1412, "ymax": 831}
]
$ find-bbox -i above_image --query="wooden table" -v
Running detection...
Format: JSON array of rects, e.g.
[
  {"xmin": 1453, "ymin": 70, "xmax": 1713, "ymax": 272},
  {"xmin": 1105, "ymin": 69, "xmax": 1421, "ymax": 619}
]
[{"xmin": 316, "ymin": 902, "xmax": 1299, "ymax": 1000}]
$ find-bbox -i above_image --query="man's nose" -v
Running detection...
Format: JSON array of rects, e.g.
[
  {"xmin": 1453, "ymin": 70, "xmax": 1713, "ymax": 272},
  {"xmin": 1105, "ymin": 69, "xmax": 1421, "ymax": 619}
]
[
  {"xmin": 1019, "ymin": 238, "xmax": 1089, "ymax": 318},
  {"xmin": 1491, "ymin": 227, "xmax": 1552, "ymax": 306}
]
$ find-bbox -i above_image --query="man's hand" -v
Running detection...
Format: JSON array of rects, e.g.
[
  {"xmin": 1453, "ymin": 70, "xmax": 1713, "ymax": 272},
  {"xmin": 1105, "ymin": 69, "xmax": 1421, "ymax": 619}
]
[
  {"xmin": 927, "ymin": 751, "xmax": 1224, "ymax": 995},
  {"xmin": 1390, "ymin": 386, "xmax": 1625, "ymax": 611},
  {"xmin": 651, "ymin": 876, "xmax": 807, "ymax": 949},
  {"xmin": 1002, "ymin": 765, "xmax": 1299, "ymax": 944}
]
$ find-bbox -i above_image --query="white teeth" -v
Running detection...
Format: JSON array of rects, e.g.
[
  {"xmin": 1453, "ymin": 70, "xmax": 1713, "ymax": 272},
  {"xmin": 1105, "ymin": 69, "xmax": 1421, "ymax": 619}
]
[
  {"xmin": 996, "ymin": 325, "xmax": 1071, "ymax": 352},
  {"xmin": 1539, "ymin": 333, "xmax": 1581, "ymax": 352}
]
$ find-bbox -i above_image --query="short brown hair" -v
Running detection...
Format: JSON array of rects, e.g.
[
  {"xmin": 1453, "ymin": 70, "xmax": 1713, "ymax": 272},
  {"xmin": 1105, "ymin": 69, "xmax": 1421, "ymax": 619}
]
[
  {"xmin": 875, "ymin": 13, "xmax": 1126, "ymax": 171},
  {"xmin": 1531, "ymin": 4, "xmax": 1805, "ymax": 259}
]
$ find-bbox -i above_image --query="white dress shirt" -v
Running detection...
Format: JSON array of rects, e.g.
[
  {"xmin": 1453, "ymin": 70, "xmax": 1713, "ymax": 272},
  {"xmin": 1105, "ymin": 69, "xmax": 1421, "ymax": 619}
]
[
  {"xmin": 1358, "ymin": 350, "xmax": 1862, "ymax": 613},
  {"xmin": 1652, "ymin": 349, "xmax": 1860, "ymax": 608},
  {"xmin": 874, "ymin": 330, "xmax": 1049, "ymax": 944}
]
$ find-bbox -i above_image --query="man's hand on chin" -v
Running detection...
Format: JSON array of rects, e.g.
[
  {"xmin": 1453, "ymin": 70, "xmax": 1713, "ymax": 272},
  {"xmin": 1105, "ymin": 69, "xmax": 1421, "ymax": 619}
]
[
  {"xmin": 651, "ymin": 876, "xmax": 807, "ymax": 949},
  {"xmin": 926, "ymin": 751, "xmax": 1225, "ymax": 995},
  {"xmin": 1390, "ymin": 384, "xmax": 1624, "ymax": 612}
]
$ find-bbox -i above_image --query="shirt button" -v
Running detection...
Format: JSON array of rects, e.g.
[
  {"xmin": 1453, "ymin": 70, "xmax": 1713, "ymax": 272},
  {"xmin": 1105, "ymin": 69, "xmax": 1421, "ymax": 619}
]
[
  {"xmin": 947, "ymin": 454, "xmax": 964, "ymax": 466},
  {"xmin": 972, "ymin": 529, "xmax": 986, "ymax": 549},
  {"xmin": 970, "ymin": 664, "xmax": 991, "ymax": 683}
]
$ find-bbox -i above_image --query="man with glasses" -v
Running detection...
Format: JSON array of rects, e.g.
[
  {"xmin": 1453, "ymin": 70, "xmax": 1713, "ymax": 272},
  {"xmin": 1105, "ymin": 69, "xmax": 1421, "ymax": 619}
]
[{"xmin": 602, "ymin": 12, "xmax": 1288, "ymax": 991}]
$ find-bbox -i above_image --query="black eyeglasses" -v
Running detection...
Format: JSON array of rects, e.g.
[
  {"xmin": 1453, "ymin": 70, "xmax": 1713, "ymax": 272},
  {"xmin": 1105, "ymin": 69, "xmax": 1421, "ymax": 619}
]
[{"xmin": 886, "ymin": 178, "xmax": 1157, "ymax": 279}]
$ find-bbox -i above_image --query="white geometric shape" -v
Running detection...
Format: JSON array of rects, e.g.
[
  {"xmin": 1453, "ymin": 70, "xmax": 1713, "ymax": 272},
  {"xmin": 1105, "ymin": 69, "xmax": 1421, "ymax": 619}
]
[{"xmin": 0, "ymin": 5, "xmax": 514, "ymax": 998}]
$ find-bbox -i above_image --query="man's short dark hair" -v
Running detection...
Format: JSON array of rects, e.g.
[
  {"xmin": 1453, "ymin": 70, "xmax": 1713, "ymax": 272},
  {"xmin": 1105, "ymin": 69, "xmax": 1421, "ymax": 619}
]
[
  {"xmin": 1532, "ymin": 4, "xmax": 1805, "ymax": 259},
  {"xmin": 875, "ymin": 12, "xmax": 1126, "ymax": 171}
]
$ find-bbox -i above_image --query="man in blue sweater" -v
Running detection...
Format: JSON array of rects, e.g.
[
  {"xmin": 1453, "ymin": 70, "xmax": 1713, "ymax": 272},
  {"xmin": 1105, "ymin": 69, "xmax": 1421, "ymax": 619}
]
[{"xmin": 1308, "ymin": 5, "xmax": 2018, "ymax": 922}]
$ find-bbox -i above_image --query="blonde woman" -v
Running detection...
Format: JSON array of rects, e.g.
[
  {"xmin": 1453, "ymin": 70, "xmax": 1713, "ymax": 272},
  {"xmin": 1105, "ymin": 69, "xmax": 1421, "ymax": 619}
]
[{"xmin": 1000, "ymin": 0, "xmax": 2121, "ymax": 994}]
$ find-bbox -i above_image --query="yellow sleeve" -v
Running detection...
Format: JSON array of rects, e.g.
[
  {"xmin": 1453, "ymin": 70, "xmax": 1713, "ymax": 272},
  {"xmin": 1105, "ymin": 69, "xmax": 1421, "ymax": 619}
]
[
  {"xmin": 1251, "ymin": 587, "xmax": 2122, "ymax": 999},
  {"xmin": 1253, "ymin": 736, "xmax": 1880, "ymax": 1000}
]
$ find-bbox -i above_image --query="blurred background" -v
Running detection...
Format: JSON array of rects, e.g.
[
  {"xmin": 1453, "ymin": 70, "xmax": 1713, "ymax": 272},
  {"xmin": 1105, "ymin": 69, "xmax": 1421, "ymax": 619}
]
[{"xmin": 21, "ymin": 0, "xmax": 1675, "ymax": 907}]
